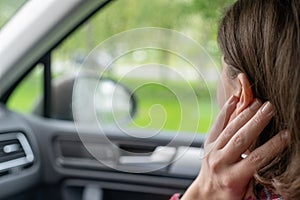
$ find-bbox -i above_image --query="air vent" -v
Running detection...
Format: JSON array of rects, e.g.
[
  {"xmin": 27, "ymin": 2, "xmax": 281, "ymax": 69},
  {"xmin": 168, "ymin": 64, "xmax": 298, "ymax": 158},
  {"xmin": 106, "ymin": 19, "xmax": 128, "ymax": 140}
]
[{"xmin": 0, "ymin": 132, "xmax": 34, "ymax": 172}]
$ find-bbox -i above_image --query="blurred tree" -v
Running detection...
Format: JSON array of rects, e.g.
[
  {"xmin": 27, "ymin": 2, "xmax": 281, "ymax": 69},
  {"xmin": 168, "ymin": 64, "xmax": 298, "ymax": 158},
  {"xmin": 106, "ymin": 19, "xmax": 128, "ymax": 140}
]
[
  {"xmin": 190, "ymin": 0, "xmax": 235, "ymax": 20},
  {"xmin": 56, "ymin": 0, "xmax": 236, "ymax": 63}
]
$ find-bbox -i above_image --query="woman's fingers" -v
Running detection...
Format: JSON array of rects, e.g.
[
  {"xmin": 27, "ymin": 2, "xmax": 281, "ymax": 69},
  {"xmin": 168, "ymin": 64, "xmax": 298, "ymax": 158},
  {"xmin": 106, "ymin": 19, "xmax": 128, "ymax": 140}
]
[
  {"xmin": 222, "ymin": 102, "xmax": 275, "ymax": 162},
  {"xmin": 205, "ymin": 95, "xmax": 239, "ymax": 147},
  {"xmin": 215, "ymin": 99, "xmax": 262, "ymax": 149},
  {"xmin": 236, "ymin": 130, "xmax": 289, "ymax": 180}
]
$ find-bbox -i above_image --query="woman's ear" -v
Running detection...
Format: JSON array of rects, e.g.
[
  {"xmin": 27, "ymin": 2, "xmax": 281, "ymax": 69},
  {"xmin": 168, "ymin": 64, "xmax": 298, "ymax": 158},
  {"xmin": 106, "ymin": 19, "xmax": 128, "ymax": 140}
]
[{"xmin": 235, "ymin": 73, "xmax": 253, "ymax": 114}]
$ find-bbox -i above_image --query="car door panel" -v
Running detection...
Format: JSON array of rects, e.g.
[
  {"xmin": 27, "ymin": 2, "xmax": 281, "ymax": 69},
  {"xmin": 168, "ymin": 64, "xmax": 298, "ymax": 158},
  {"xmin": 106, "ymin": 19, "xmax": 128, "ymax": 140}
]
[{"xmin": 3, "ymin": 111, "xmax": 204, "ymax": 199}]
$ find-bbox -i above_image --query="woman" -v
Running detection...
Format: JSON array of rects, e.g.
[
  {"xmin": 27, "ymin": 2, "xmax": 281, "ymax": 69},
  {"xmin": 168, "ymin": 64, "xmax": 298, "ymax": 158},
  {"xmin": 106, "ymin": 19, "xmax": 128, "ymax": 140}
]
[{"xmin": 172, "ymin": 0, "xmax": 299, "ymax": 199}]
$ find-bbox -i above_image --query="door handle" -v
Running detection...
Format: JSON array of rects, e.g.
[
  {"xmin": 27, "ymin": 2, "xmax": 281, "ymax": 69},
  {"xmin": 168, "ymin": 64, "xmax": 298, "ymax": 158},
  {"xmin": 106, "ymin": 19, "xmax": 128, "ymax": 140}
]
[{"xmin": 119, "ymin": 146, "xmax": 176, "ymax": 165}]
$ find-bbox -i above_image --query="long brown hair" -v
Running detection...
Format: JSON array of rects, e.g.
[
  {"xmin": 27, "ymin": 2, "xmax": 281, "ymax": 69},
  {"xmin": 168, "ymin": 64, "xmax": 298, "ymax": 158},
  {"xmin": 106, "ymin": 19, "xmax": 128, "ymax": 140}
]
[{"xmin": 218, "ymin": 0, "xmax": 300, "ymax": 199}]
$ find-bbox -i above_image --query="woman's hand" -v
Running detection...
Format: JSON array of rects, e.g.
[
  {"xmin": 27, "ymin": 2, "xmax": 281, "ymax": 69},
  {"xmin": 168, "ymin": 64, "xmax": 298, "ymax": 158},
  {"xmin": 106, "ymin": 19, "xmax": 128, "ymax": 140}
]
[{"xmin": 181, "ymin": 96, "xmax": 288, "ymax": 200}]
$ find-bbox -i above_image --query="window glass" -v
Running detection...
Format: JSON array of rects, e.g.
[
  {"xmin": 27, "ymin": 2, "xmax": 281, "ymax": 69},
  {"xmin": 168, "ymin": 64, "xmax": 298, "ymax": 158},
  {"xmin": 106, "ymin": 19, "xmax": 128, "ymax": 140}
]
[
  {"xmin": 7, "ymin": 64, "xmax": 43, "ymax": 113},
  {"xmin": 7, "ymin": 0, "xmax": 235, "ymax": 133},
  {"xmin": 0, "ymin": 0, "xmax": 27, "ymax": 29},
  {"xmin": 52, "ymin": 0, "xmax": 235, "ymax": 133}
]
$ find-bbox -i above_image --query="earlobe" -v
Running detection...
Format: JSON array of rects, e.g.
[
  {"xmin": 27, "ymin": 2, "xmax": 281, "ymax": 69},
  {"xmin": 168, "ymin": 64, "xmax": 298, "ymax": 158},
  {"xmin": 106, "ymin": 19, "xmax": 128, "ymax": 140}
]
[{"xmin": 236, "ymin": 73, "xmax": 253, "ymax": 114}]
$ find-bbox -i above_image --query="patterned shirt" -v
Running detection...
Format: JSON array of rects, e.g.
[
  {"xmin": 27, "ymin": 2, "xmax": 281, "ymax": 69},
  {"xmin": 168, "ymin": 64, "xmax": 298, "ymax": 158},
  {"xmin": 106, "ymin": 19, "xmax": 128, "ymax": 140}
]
[{"xmin": 170, "ymin": 188, "xmax": 283, "ymax": 200}]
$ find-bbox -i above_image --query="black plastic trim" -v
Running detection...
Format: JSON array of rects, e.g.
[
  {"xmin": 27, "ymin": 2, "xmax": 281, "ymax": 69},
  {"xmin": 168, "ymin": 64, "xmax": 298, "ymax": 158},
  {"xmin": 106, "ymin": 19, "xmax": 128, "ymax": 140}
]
[{"xmin": 41, "ymin": 54, "xmax": 52, "ymax": 118}]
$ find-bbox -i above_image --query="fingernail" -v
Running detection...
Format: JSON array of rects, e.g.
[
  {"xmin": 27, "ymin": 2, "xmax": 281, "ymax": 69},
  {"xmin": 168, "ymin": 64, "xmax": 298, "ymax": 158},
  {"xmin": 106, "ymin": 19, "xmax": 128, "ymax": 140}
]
[
  {"xmin": 249, "ymin": 99, "xmax": 261, "ymax": 111},
  {"xmin": 261, "ymin": 102, "xmax": 274, "ymax": 116}
]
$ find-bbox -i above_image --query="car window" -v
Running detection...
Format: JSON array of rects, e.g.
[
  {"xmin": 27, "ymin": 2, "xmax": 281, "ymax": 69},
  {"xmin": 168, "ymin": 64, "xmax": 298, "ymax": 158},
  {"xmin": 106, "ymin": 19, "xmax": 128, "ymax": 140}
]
[
  {"xmin": 0, "ymin": 0, "xmax": 27, "ymax": 30},
  {"xmin": 8, "ymin": 0, "xmax": 235, "ymax": 134},
  {"xmin": 7, "ymin": 64, "xmax": 43, "ymax": 113}
]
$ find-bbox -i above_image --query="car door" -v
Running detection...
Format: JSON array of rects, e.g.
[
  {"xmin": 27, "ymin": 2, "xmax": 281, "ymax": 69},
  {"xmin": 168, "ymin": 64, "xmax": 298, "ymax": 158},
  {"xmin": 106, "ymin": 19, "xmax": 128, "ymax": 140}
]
[{"xmin": 0, "ymin": 0, "xmax": 232, "ymax": 199}]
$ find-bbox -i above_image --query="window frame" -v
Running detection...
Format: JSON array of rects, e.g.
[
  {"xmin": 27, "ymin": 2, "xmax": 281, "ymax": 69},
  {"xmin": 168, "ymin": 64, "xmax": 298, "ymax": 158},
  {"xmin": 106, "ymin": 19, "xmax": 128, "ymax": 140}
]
[{"xmin": 0, "ymin": 0, "xmax": 112, "ymax": 118}]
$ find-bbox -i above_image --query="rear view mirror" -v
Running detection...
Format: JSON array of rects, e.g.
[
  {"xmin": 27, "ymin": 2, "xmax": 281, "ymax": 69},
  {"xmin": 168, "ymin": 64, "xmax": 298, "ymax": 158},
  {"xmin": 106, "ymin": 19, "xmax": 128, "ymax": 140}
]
[
  {"xmin": 33, "ymin": 74, "xmax": 136, "ymax": 127},
  {"xmin": 91, "ymin": 78, "xmax": 136, "ymax": 126},
  {"xmin": 72, "ymin": 75, "xmax": 136, "ymax": 128}
]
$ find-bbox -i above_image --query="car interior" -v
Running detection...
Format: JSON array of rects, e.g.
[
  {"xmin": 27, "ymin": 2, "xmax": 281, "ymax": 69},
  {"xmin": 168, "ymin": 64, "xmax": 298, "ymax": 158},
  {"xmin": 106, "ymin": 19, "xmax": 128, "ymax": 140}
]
[{"xmin": 0, "ymin": 0, "xmax": 230, "ymax": 199}]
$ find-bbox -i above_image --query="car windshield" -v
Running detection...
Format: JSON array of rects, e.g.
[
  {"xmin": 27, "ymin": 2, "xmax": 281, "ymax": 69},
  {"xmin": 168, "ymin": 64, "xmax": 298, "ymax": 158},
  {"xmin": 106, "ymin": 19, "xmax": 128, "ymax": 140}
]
[{"xmin": 0, "ymin": 0, "xmax": 27, "ymax": 30}]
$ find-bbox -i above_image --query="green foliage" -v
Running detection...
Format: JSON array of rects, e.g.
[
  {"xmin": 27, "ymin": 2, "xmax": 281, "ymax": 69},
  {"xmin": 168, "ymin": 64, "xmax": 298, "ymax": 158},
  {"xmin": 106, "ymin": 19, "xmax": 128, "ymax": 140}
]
[
  {"xmin": 190, "ymin": 0, "xmax": 236, "ymax": 21},
  {"xmin": 129, "ymin": 82, "xmax": 217, "ymax": 133},
  {"xmin": 7, "ymin": 66, "xmax": 43, "ymax": 113},
  {"xmin": 55, "ymin": 0, "xmax": 236, "ymax": 60},
  {"xmin": 52, "ymin": 0, "xmax": 229, "ymax": 133}
]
